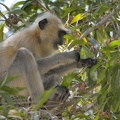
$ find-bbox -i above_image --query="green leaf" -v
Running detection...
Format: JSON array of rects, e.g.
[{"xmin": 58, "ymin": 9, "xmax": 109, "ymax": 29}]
[
  {"xmin": 1, "ymin": 92, "xmax": 14, "ymax": 106},
  {"xmin": 62, "ymin": 75, "xmax": 73, "ymax": 87},
  {"xmin": 22, "ymin": 1, "xmax": 33, "ymax": 10},
  {"xmin": 80, "ymin": 45, "xmax": 95, "ymax": 58},
  {"xmin": 108, "ymin": 40, "xmax": 120, "ymax": 48},
  {"xmin": 111, "ymin": 65, "xmax": 120, "ymax": 93},
  {"xmin": 35, "ymin": 88, "xmax": 54, "ymax": 110},
  {"xmin": 97, "ymin": 69, "xmax": 106, "ymax": 83},
  {"xmin": 90, "ymin": 62, "xmax": 103, "ymax": 82},
  {"xmin": 8, "ymin": 9, "xmax": 27, "ymax": 15},
  {"xmin": 70, "ymin": 40, "xmax": 86, "ymax": 47},
  {"xmin": 98, "ymin": 85, "xmax": 110, "ymax": 109},
  {"xmin": 0, "ymin": 24, "xmax": 5, "ymax": 42},
  {"xmin": 0, "ymin": 106, "xmax": 4, "ymax": 110},
  {"xmin": 109, "ymin": 54, "xmax": 120, "ymax": 66},
  {"xmin": 0, "ymin": 75, "xmax": 18, "ymax": 89},
  {"xmin": 62, "ymin": 6, "xmax": 82, "ymax": 18},
  {"xmin": 99, "ymin": 4, "xmax": 113, "ymax": 15},
  {"xmin": 12, "ymin": 1, "xmax": 25, "ymax": 8},
  {"xmin": 1, "ymin": 86, "xmax": 25, "ymax": 95}
]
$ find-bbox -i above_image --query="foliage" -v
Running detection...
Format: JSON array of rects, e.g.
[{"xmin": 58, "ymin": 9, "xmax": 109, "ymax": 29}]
[{"xmin": 0, "ymin": 0, "xmax": 120, "ymax": 119}]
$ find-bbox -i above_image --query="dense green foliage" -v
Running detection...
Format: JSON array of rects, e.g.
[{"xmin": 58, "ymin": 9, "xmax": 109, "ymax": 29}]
[{"xmin": 0, "ymin": 0, "xmax": 120, "ymax": 119}]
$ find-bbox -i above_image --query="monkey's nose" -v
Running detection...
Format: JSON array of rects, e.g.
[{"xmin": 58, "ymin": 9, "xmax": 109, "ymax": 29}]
[{"xmin": 66, "ymin": 29, "xmax": 72, "ymax": 34}]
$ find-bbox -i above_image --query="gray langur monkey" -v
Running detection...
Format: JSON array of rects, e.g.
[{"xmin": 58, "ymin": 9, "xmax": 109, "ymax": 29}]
[{"xmin": 0, "ymin": 12, "xmax": 97, "ymax": 101}]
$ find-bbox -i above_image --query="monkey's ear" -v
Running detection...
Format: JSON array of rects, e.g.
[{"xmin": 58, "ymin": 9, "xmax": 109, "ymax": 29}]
[{"xmin": 38, "ymin": 18, "xmax": 48, "ymax": 30}]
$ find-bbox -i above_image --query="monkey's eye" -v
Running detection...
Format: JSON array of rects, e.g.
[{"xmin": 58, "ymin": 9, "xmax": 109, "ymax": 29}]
[{"xmin": 58, "ymin": 30, "xmax": 67, "ymax": 38}]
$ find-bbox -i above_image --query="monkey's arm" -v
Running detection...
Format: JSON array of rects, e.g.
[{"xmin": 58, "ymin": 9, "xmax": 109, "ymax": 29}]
[
  {"xmin": 37, "ymin": 50, "xmax": 79, "ymax": 74},
  {"xmin": 43, "ymin": 62, "xmax": 77, "ymax": 78},
  {"xmin": 43, "ymin": 58, "xmax": 97, "ymax": 77}
]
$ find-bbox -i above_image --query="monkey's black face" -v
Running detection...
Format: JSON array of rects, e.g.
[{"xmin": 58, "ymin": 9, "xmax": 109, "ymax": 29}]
[
  {"xmin": 38, "ymin": 18, "xmax": 70, "ymax": 50},
  {"xmin": 53, "ymin": 30, "xmax": 67, "ymax": 49}
]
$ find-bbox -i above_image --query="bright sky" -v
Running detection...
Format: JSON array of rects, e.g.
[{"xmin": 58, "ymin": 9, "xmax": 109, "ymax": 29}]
[{"xmin": 0, "ymin": 0, "xmax": 19, "ymax": 10}]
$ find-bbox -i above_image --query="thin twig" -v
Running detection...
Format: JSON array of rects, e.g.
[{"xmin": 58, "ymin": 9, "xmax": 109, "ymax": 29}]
[
  {"xmin": 80, "ymin": 4, "xmax": 120, "ymax": 40},
  {"xmin": 37, "ymin": 0, "xmax": 50, "ymax": 12},
  {"xmin": 0, "ymin": 2, "xmax": 10, "ymax": 11},
  {"xmin": 0, "ymin": 11, "xmax": 7, "ymax": 20}
]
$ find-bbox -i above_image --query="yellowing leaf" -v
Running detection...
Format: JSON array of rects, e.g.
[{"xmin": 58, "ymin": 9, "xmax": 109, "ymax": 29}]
[
  {"xmin": 65, "ymin": 38, "xmax": 69, "ymax": 44},
  {"xmin": 83, "ymin": 37, "xmax": 87, "ymax": 43},
  {"xmin": 76, "ymin": 30, "xmax": 87, "ymax": 43},
  {"xmin": 70, "ymin": 13, "xmax": 87, "ymax": 24}
]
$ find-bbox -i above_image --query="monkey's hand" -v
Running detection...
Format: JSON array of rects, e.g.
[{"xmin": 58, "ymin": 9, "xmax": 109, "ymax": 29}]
[
  {"xmin": 49, "ymin": 85, "xmax": 70, "ymax": 102},
  {"xmin": 77, "ymin": 58, "xmax": 97, "ymax": 68},
  {"xmin": 73, "ymin": 50, "xmax": 80, "ymax": 62}
]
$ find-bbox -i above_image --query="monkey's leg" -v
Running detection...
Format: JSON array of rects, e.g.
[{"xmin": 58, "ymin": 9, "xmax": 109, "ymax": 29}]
[
  {"xmin": 37, "ymin": 50, "xmax": 80, "ymax": 74},
  {"xmin": 7, "ymin": 48, "xmax": 44, "ymax": 101},
  {"xmin": 41, "ymin": 62, "xmax": 77, "ymax": 90},
  {"xmin": 41, "ymin": 73, "xmax": 70, "ymax": 102}
]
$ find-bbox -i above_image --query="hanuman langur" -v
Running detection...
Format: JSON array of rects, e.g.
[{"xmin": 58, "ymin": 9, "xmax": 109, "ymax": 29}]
[{"xmin": 0, "ymin": 12, "xmax": 97, "ymax": 101}]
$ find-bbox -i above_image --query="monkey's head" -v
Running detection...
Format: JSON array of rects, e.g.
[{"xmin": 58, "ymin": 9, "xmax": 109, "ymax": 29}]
[{"xmin": 33, "ymin": 12, "xmax": 70, "ymax": 56}]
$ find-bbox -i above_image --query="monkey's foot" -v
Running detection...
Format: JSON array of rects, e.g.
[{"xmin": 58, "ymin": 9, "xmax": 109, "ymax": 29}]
[{"xmin": 49, "ymin": 85, "xmax": 70, "ymax": 102}]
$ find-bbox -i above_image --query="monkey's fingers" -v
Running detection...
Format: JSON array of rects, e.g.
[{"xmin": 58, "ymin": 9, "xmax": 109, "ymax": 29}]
[
  {"xmin": 86, "ymin": 58, "xmax": 97, "ymax": 68},
  {"xmin": 78, "ymin": 58, "xmax": 97, "ymax": 68},
  {"xmin": 49, "ymin": 85, "xmax": 70, "ymax": 102},
  {"xmin": 74, "ymin": 46, "xmax": 82, "ymax": 52}
]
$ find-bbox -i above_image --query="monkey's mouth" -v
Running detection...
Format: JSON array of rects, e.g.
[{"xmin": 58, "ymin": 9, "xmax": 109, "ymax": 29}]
[
  {"xmin": 54, "ymin": 43, "xmax": 63, "ymax": 50},
  {"xmin": 54, "ymin": 41, "xmax": 63, "ymax": 50}
]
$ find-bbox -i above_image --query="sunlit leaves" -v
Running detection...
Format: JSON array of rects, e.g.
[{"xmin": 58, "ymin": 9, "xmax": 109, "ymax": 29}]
[
  {"xmin": 108, "ymin": 40, "xmax": 120, "ymax": 48},
  {"xmin": 70, "ymin": 13, "xmax": 87, "ymax": 24}
]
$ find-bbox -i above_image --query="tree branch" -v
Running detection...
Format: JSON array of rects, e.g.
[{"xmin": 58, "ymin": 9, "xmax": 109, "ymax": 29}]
[
  {"xmin": 36, "ymin": 0, "xmax": 50, "ymax": 12},
  {"xmin": 80, "ymin": 4, "xmax": 120, "ymax": 40}
]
